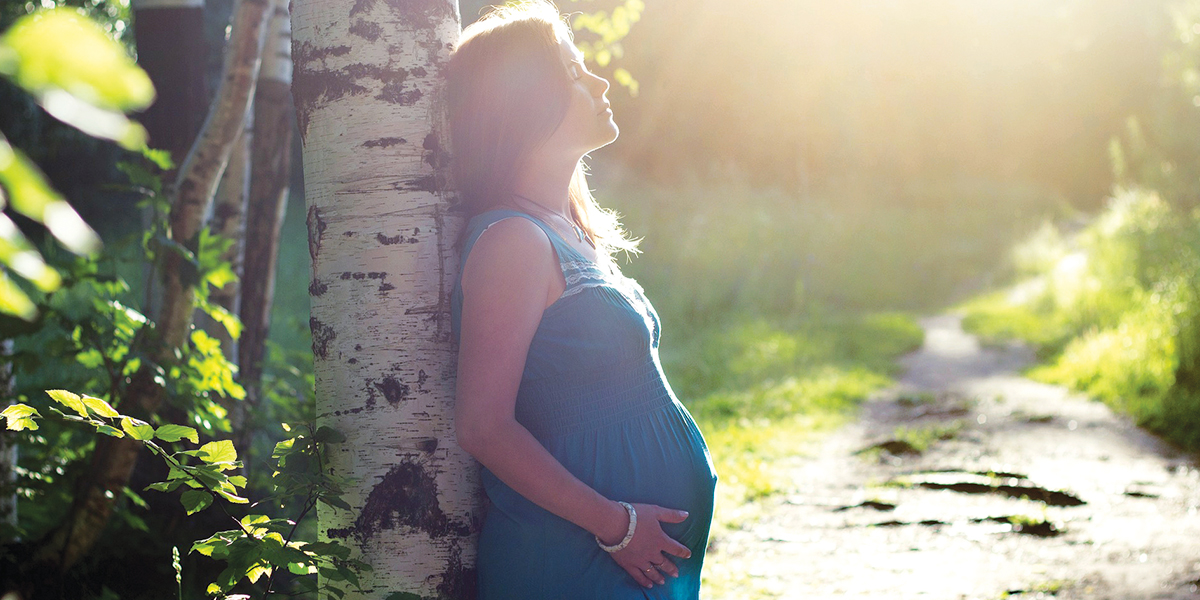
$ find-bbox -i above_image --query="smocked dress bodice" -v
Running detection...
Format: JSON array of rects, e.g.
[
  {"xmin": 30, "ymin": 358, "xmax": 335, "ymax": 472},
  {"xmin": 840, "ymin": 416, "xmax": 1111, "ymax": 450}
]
[{"xmin": 451, "ymin": 209, "xmax": 717, "ymax": 600}]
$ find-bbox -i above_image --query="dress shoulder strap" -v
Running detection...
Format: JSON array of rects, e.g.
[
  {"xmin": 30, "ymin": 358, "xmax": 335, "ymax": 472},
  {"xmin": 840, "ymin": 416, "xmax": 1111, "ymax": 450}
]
[{"xmin": 457, "ymin": 209, "xmax": 571, "ymax": 273}]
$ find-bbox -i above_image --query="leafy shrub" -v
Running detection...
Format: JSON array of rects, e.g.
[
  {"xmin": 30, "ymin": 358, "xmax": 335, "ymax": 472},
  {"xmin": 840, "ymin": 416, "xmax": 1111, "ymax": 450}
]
[{"xmin": 961, "ymin": 187, "xmax": 1200, "ymax": 451}]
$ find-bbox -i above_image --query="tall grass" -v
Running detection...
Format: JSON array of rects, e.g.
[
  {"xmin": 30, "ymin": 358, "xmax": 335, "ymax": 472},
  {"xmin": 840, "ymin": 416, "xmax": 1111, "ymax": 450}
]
[{"xmin": 960, "ymin": 188, "xmax": 1200, "ymax": 451}]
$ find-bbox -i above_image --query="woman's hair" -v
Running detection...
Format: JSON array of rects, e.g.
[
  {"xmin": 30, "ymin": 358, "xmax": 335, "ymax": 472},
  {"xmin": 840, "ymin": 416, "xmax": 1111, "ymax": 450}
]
[{"xmin": 446, "ymin": 0, "xmax": 637, "ymax": 256}]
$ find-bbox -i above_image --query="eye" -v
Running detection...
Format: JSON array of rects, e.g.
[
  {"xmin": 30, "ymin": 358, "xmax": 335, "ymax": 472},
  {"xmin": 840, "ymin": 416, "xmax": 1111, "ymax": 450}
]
[{"xmin": 569, "ymin": 62, "xmax": 584, "ymax": 80}]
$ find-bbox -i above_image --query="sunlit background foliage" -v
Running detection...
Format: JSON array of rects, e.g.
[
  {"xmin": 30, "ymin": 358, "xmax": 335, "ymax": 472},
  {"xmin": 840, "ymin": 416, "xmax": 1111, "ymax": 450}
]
[{"xmin": 4, "ymin": 0, "xmax": 1200, "ymax": 598}]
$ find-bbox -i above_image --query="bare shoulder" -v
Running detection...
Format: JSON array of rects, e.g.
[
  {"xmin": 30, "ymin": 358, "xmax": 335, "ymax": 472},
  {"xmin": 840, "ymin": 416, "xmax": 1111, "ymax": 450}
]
[{"xmin": 461, "ymin": 216, "xmax": 559, "ymax": 301}]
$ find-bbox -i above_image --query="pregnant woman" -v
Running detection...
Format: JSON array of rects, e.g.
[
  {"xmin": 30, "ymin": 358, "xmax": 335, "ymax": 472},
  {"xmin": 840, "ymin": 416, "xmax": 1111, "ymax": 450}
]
[{"xmin": 447, "ymin": 2, "xmax": 718, "ymax": 598}]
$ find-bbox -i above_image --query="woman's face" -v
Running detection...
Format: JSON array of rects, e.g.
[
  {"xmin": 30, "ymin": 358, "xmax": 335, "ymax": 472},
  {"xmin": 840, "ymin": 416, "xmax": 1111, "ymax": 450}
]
[{"xmin": 539, "ymin": 35, "xmax": 619, "ymax": 160}]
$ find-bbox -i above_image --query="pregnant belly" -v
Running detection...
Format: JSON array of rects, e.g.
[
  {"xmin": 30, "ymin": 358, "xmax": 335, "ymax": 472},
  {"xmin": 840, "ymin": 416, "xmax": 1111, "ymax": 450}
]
[{"xmin": 542, "ymin": 401, "xmax": 718, "ymax": 550}]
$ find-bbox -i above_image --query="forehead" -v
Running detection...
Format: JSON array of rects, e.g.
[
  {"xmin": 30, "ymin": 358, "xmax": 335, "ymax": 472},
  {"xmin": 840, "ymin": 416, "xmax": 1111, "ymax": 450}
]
[{"xmin": 556, "ymin": 36, "xmax": 583, "ymax": 63}]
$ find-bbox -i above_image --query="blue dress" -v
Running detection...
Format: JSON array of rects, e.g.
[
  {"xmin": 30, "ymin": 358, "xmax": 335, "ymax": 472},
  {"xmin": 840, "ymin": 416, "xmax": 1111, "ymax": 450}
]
[{"xmin": 451, "ymin": 209, "xmax": 718, "ymax": 599}]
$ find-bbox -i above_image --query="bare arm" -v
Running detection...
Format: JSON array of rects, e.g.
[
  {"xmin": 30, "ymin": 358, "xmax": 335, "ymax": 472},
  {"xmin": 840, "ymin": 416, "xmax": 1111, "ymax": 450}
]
[{"xmin": 455, "ymin": 218, "xmax": 689, "ymax": 588}]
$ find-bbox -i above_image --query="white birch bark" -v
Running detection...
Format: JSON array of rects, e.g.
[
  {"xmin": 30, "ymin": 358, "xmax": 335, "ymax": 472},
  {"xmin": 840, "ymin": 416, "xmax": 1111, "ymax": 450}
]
[
  {"xmin": 203, "ymin": 109, "xmax": 252, "ymax": 360},
  {"xmin": 290, "ymin": 0, "xmax": 479, "ymax": 597},
  {"xmin": 235, "ymin": 0, "xmax": 294, "ymax": 468}
]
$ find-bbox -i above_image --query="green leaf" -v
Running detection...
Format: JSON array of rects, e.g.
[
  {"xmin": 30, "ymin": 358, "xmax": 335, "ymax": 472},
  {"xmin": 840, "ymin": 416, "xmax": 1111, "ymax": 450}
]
[
  {"xmin": 199, "ymin": 301, "xmax": 242, "ymax": 340},
  {"xmin": 318, "ymin": 495, "xmax": 353, "ymax": 511},
  {"xmin": 145, "ymin": 480, "xmax": 184, "ymax": 493},
  {"xmin": 246, "ymin": 562, "xmax": 271, "ymax": 584},
  {"xmin": 180, "ymin": 490, "xmax": 213, "ymax": 515},
  {"xmin": 1, "ymin": 403, "xmax": 40, "ymax": 421},
  {"xmin": 215, "ymin": 488, "xmax": 248, "ymax": 504},
  {"xmin": 1, "ymin": 403, "xmax": 39, "ymax": 431},
  {"xmin": 0, "ymin": 138, "xmax": 100, "ymax": 254},
  {"xmin": 197, "ymin": 439, "xmax": 237, "ymax": 465},
  {"xmin": 191, "ymin": 530, "xmax": 240, "ymax": 558},
  {"xmin": 120, "ymin": 416, "xmax": 154, "ymax": 440},
  {"xmin": 0, "ymin": 212, "xmax": 62, "ymax": 291},
  {"xmin": 122, "ymin": 486, "xmax": 149, "ymax": 509},
  {"xmin": 95, "ymin": 423, "xmax": 124, "ymax": 438},
  {"xmin": 0, "ymin": 9, "xmax": 154, "ymax": 148},
  {"xmin": 227, "ymin": 475, "xmax": 247, "ymax": 488},
  {"xmin": 383, "ymin": 593, "xmax": 424, "ymax": 600},
  {"xmin": 154, "ymin": 424, "xmax": 199, "ymax": 444},
  {"xmin": 45, "ymin": 389, "xmax": 87, "ymax": 417},
  {"xmin": 0, "ymin": 270, "xmax": 36, "ymax": 320},
  {"xmin": 81, "ymin": 395, "xmax": 118, "ymax": 418},
  {"xmin": 313, "ymin": 425, "xmax": 346, "ymax": 443}
]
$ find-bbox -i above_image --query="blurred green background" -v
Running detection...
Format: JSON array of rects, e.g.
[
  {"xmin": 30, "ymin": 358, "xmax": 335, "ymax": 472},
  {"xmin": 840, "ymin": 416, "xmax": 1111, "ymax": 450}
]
[{"xmin": 4, "ymin": 0, "xmax": 1200, "ymax": 597}]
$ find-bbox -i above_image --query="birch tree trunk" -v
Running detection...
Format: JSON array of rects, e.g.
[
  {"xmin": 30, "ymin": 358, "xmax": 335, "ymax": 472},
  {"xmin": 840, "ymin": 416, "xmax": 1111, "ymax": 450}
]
[
  {"xmin": 290, "ymin": 0, "xmax": 480, "ymax": 597},
  {"xmin": 203, "ymin": 109, "xmax": 252, "ymax": 359},
  {"xmin": 25, "ymin": 0, "xmax": 272, "ymax": 574},
  {"xmin": 237, "ymin": 0, "xmax": 293, "ymax": 405}
]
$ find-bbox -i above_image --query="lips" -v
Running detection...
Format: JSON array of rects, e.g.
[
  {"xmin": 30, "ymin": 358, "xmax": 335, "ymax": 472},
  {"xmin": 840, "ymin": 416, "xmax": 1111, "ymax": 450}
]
[{"xmin": 597, "ymin": 103, "xmax": 612, "ymax": 116}]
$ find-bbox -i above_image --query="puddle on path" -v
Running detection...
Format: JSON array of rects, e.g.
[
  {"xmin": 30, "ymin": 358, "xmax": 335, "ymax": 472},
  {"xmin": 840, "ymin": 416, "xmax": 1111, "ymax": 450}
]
[{"xmin": 889, "ymin": 470, "xmax": 1086, "ymax": 507}]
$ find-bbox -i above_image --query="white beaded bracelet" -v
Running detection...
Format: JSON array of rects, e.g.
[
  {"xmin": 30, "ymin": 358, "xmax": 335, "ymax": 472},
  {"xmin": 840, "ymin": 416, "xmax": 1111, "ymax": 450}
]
[{"xmin": 595, "ymin": 501, "xmax": 637, "ymax": 553}]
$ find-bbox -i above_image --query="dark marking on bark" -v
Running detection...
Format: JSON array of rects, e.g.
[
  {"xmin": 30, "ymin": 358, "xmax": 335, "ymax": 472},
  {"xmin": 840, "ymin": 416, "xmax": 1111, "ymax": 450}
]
[
  {"xmin": 212, "ymin": 201, "xmax": 241, "ymax": 231},
  {"xmin": 309, "ymin": 317, "xmax": 336, "ymax": 359},
  {"xmin": 362, "ymin": 137, "xmax": 407, "ymax": 148},
  {"xmin": 348, "ymin": 0, "xmax": 375, "ymax": 17},
  {"xmin": 377, "ymin": 232, "xmax": 403, "ymax": 245},
  {"xmin": 306, "ymin": 206, "xmax": 326, "ymax": 261},
  {"xmin": 381, "ymin": 0, "xmax": 455, "ymax": 31},
  {"xmin": 347, "ymin": 357, "xmax": 357, "ymax": 364},
  {"xmin": 291, "ymin": 41, "xmax": 367, "ymax": 138},
  {"xmin": 352, "ymin": 272, "xmax": 366, "ymax": 280},
  {"xmin": 331, "ymin": 460, "xmax": 472, "ymax": 542},
  {"xmin": 340, "ymin": 272, "xmax": 353, "ymax": 280},
  {"xmin": 417, "ymin": 438, "xmax": 438, "ymax": 453},
  {"xmin": 331, "ymin": 407, "xmax": 365, "ymax": 417},
  {"xmin": 411, "ymin": 66, "xmax": 428, "ymax": 78},
  {"xmin": 413, "ymin": 227, "xmax": 421, "ymax": 234},
  {"xmin": 377, "ymin": 84, "xmax": 422, "ymax": 105},
  {"xmin": 438, "ymin": 543, "xmax": 478, "ymax": 600},
  {"xmin": 374, "ymin": 376, "xmax": 410, "ymax": 406},
  {"xmin": 398, "ymin": 174, "xmax": 439, "ymax": 193},
  {"xmin": 363, "ymin": 379, "xmax": 377, "ymax": 409},
  {"xmin": 367, "ymin": 272, "xmax": 386, "ymax": 279},
  {"xmin": 417, "ymin": 369, "xmax": 429, "ymax": 391},
  {"xmin": 355, "ymin": 344, "xmax": 363, "ymax": 351},
  {"xmin": 343, "ymin": 230, "xmax": 356, "ymax": 236},
  {"xmin": 422, "ymin": 132, "xmax": 444, "ymax": 167},
  {"xmin": 378, "ymin": 283, "xmax": 395, "ymax": 292},
  {"xmin": 309, "ymin": 279, "xmax": 328, "ymax": 296},
  {"xmin": 349, "ymin": 19, "xmax": 381, "ymax": 42},
  {"xmin": 421, "ymin": 132, "xmax": 452, "ymax": 193}
]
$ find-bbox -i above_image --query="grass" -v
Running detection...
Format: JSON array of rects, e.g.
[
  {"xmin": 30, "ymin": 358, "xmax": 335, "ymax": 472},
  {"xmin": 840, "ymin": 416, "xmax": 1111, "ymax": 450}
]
[
  {"xmin": 888, "ymin": 421, "xmax": 964, "ymax": 453},
  {"xmin": 959, "ymin": 188, "xmax": 1200, "ymax": 452}
]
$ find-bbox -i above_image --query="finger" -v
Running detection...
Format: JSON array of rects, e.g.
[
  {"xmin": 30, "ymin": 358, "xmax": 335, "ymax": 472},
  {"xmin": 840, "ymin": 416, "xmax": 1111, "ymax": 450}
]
[
  {"xmin": 663, "ymin": 539, "xmax": 692, "ymax": 560},
  {"xmin": 623, "ymin": 565, "xmax": 654, "ymax": 589},
  {"xmin": 655, "ymin": 508, "xmax": 690, "ymax": 524},
  {"xmin": 647, "ymin": 565, "xmax": 666, "ymax": 585},
  {"xmin": 657, "ymin": 556, "xmax": 680, "ymax": 578}
]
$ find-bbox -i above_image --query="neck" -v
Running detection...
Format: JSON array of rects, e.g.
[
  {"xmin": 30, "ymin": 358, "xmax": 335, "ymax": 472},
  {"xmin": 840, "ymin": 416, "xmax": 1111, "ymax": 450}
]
[{"xmin": 511, "ymin": 153, "xmax": 580, "ymax": 216}]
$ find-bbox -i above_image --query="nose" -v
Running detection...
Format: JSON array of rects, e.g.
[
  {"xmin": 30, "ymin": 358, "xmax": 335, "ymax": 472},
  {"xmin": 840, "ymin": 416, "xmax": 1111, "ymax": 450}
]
[{"xmin": 587, "ymin": 70, "xmax": 610, "ymax": 97}]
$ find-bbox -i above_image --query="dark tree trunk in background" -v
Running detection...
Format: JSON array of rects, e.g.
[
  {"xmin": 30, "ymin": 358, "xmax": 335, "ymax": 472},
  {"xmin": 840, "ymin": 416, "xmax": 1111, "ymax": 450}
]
[
  {"xmin": 132, "ymin": 0, "xmax": 210, "ymax": 164},
  {"xmin": 133, "ymin": 0, "xmax": 210, "ymax": 318},
  {"xmin": 0, "ymin": 340, "xmax": 16, "ymax": 531},
  {"xmin": 235, "ymin": 0, "xmax": 294, "ymax": 463}
]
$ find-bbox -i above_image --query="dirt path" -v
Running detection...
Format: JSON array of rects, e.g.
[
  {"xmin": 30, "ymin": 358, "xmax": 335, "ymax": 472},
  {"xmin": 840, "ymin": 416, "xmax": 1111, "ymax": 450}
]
[{"xmin": 708, "ymin": 314, "xmax": 1200, "ymax": 600}]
